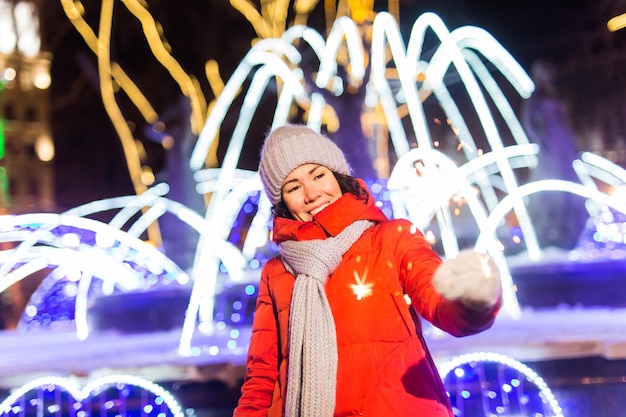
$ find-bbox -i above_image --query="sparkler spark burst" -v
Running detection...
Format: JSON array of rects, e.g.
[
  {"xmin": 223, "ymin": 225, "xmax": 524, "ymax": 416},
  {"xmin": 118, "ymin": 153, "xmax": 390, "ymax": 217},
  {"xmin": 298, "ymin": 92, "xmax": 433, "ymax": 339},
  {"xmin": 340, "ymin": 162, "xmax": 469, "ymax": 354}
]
[{"xmin": 350, "ymin": 269, "xmax": 374, "ymax": 300}]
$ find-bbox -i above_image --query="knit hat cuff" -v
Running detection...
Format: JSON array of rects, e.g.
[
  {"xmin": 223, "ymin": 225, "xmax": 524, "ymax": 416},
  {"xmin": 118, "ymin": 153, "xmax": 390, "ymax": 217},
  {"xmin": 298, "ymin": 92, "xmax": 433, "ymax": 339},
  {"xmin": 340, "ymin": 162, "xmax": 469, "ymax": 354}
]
[{"xmin": 258, "ymin": 125, "xmax": 351, "ymax": 205}]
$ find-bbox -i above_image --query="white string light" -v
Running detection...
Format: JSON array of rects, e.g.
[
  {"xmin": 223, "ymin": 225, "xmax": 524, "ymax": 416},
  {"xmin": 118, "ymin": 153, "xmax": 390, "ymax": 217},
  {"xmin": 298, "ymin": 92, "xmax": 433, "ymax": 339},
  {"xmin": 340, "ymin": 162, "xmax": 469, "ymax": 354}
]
[
  {"xmin": 439, "ymin": 352, "xmax": 564, "ymax": 417},
  {"xmin": 0, "ymin": 375, "xmax": 184, "ymax": 417}
]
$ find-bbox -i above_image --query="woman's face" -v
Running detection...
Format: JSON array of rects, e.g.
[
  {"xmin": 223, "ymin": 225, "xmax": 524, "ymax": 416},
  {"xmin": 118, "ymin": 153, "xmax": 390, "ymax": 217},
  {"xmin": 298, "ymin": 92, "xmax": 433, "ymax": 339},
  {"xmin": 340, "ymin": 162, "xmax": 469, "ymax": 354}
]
[{"xmin": 281, "ymin": 163, "xmax": 343, "ymax": 222}]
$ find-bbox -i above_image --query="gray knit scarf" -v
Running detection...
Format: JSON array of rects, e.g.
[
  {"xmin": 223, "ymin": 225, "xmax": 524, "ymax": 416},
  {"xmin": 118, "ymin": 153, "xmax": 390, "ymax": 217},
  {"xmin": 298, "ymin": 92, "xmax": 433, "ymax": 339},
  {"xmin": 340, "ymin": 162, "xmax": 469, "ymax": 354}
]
[{"xmin": 279, "ymin": 219, "xmax": 374, "ymax": 417}]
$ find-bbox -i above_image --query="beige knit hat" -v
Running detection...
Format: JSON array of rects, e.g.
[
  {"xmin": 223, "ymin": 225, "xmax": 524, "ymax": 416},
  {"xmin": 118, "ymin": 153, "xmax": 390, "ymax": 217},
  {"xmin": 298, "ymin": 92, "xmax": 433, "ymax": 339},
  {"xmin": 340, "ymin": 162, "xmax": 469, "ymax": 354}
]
[{"xmin": 258, "ymin": 124, "xmax": 351, "ymax": 205}]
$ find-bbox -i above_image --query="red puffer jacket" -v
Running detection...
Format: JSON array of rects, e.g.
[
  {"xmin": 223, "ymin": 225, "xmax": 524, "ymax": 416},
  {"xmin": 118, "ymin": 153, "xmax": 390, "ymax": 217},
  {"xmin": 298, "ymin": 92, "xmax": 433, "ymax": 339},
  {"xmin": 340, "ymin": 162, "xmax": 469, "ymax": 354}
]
[{"xmin": 234, "ymin": 184, "xmax": 500, "ymax": 417}]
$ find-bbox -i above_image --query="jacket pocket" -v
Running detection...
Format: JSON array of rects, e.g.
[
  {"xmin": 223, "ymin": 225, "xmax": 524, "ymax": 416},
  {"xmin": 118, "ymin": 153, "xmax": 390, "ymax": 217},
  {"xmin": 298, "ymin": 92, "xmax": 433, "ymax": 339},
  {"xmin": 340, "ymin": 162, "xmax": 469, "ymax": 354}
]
[{"xmin": 390, "ymin": 291, "xmax": 418, "ymax": 337}]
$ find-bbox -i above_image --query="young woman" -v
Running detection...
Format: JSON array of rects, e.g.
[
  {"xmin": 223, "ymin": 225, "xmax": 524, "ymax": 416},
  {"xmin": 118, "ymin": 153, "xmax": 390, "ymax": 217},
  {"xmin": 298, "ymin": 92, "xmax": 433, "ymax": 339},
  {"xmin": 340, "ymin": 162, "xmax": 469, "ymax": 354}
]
[{"xmin": 233, "ymin": 124, "xmax": 502, "ymax": 417}]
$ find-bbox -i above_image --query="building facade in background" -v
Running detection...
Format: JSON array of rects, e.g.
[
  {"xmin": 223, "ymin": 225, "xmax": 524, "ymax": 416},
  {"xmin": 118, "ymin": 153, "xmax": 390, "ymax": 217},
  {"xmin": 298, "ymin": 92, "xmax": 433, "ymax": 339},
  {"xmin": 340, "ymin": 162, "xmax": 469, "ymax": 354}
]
[{"xmin": 0, "ymin": 0, "xmax": 54, "ymax": 214}]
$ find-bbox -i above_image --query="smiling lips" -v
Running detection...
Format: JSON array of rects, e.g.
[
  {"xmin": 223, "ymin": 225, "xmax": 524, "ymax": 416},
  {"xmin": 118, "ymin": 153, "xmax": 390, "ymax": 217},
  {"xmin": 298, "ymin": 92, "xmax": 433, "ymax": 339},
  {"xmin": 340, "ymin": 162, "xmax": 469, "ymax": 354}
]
[{"xmin": 309, "ymin": 202, "xmax": 330, "ymax": 216}]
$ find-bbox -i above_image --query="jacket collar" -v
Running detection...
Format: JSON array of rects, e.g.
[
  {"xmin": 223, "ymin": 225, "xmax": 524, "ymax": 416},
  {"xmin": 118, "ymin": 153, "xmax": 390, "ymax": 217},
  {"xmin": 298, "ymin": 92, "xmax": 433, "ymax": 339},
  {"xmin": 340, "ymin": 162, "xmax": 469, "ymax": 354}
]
[{"xmin": 272, "ymin": 179, "xmax": 388, "ymax": 243}]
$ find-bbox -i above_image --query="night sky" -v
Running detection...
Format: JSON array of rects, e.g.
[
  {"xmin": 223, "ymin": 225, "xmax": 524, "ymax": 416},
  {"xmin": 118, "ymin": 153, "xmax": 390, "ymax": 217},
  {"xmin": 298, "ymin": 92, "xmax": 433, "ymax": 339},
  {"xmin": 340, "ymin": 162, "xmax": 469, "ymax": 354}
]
[{"xmin": 39, "ymin": 0, "xmax": 620, "ymax": 211}]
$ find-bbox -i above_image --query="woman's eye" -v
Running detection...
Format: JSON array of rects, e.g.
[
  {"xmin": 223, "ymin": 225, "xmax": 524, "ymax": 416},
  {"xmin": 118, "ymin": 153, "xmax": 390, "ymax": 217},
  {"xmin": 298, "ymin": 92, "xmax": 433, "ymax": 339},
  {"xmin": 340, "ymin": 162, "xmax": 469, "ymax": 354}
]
[
  {"xmin": 314, "ymin": 172, "xmax": 324, "ymax": 180},
  {"xmin": 286, "ymin": 185, "xmax": 299, "ymax": 193}
]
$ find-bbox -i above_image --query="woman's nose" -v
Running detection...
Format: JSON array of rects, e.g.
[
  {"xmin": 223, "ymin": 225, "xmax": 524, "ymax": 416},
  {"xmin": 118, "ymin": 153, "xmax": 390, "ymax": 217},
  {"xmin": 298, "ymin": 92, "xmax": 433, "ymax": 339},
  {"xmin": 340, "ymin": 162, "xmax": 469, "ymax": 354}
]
[{"xmin": 304, "ymin": 185, "xmax": 320, "ymax": 202}]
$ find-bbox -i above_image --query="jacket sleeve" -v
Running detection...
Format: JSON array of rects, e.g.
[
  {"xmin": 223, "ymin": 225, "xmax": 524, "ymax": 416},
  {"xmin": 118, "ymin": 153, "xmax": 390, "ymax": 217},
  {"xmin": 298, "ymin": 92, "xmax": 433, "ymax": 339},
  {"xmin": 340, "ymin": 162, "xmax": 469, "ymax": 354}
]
[
  {"xmin": 233, "ymin": 265, "xmax": 280, "ymax": 416},
  {"xmin": 394, "ymin": 220, "xmax": 501, "ymax": 337}
]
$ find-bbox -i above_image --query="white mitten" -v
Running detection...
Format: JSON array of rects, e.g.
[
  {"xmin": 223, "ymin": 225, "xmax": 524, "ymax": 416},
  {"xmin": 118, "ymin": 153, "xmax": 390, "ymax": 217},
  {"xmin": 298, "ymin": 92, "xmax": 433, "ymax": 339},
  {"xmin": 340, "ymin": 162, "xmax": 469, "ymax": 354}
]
[{"xmin": 433, "ymin": 249, "xmax": 501, "ymax": 310}]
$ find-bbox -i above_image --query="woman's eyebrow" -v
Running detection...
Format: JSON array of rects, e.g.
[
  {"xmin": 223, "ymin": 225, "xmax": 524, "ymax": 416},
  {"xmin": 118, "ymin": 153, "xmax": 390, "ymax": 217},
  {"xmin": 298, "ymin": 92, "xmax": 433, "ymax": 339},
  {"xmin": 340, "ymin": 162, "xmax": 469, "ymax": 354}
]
[
  {"xmin": 308, "ymin": 165, "xmax": 322, "ymax": 175},
  {"xmin": 283, "ymin": 165, "xmax": 322, "ymax": 188},
  {"xmin": 282, "ymin": 177, "xmax": 298, "ymax": 187}
]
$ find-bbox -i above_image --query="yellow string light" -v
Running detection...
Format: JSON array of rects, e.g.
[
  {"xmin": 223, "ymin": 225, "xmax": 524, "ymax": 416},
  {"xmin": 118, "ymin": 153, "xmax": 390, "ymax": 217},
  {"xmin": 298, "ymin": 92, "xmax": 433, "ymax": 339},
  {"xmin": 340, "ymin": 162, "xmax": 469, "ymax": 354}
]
[{"xmin": 607, "ymin": 13, "xmax": 626, "ymax": 32}]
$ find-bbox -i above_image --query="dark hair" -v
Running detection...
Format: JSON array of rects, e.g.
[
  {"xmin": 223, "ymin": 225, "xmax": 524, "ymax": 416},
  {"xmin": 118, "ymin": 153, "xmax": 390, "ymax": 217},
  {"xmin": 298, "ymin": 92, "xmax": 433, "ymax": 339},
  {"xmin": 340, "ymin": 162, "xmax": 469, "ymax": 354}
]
[{"xmin": 271, "ymin": 171, "xmax": 370, "ymax": 219}]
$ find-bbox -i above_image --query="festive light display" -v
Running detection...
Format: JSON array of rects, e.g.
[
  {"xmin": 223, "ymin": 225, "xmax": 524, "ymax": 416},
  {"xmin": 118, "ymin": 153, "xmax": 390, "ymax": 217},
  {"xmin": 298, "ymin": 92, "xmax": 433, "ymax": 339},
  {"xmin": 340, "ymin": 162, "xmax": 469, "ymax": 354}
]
[
  {"xmin": 0, "ymin": 353, "xmax": 563, "ymax": 417},
  {"xmin": 0, "ymin": 8, "xmax": 624, "ymax": 357},
  {"xmin": 0, "ymin": 6, "xmax": 625, "ymax": 416},
  {"xmin": 182, "ymin": 10, "xmax": 626, "ymax": 350},
  {"xmin": 439, "ymin": 352, "xmax": 564, "ymax": 417},
  {"xmin": 48, "ymin": 0, "xmax": 626, "ymax": 346},
  {"xmin": 0, "ymin": 375, "xmax": 185, "ymax": 417},
  {"xmin": 0, "ymin": 212, "xmax": 190, "ymax": 340},
  {"xmin": 1, "ymin": 163, "xmax": 624, "ymax": 346}
]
